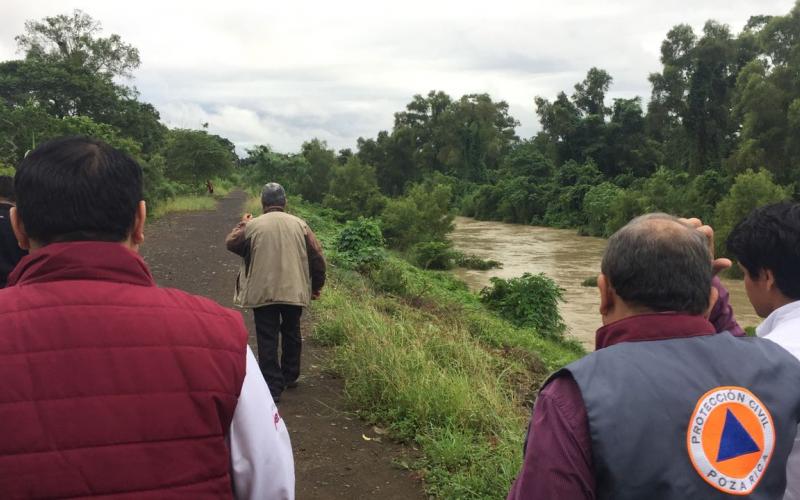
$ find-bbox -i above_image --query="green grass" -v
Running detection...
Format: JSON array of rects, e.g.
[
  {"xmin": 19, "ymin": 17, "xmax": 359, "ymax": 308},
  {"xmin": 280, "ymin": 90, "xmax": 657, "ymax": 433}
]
[
  {"xmin": 267, "ymin": 198, "xmax": 585, "ymax": 498},
  {"xmin": 311, "ymin": 260, "xmax": 581, "ymax": 498},
  {"xmin": 208, "ymin": 176, "xmax": 237, "ymax": 198},
  {"xmin": 150, "ymin": 195, "xmax": 217, "ymax": 219},
  {"xmin": 235, "ymin": 192, "xmax": 583, "ymax": 497}
]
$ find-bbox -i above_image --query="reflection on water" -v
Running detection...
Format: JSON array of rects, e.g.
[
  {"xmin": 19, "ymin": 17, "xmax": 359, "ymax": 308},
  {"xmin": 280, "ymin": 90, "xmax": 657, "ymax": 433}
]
[{"xmin": 450, "ymin": 216, "xmax": 761, "ymax": 350}]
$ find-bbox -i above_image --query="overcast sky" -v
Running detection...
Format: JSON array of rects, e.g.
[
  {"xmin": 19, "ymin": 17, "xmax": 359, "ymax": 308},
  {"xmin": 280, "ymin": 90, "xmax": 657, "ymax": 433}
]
[{"xmin": 1, "ymin": 0, "xmax": 796, "ymax": 153}]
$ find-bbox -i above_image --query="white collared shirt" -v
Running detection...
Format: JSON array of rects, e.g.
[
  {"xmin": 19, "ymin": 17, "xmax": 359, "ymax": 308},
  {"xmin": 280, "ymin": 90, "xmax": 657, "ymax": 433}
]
[
  {"xmin": 758, "ymin": 301, "xmax": 800, "ymax": 500},
  {"xmin": 229, "ymin": 347, "xmax": 295, "ymax": 499}
]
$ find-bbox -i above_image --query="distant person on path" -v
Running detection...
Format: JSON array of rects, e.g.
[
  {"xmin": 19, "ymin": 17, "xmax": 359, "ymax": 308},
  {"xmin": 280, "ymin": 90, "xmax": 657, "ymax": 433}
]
[
  {"xmin": 726, "ymin": 202, "xmax": 800, "ymax": 500},
  {"xmin": 0, "ymin": 137, "xmax": 294, "ymax": 499},
  {"xmin": 508, "ymin": 213, "xmax": 800, "ymax": 500},
  {"xmin": 207, "ymin": 179, "xmax": 214, "ymax": 194},
  {"xmin": 226, "ymin": 182, "xmax": 326, "ymax": 403},
  {"xmin": 0, "ymin": 175, "xmax": 27, "ymax": 288}
]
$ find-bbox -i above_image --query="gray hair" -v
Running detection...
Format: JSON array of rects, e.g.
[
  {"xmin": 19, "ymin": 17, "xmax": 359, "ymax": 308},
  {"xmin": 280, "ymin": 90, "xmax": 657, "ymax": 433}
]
[
  {"xmin": 261, "ymin": 182, "xmax": 286, "ymax": 207},
  {"xmin": 601, "ymin": 213, "xmax": 712, "ymax": 314}
]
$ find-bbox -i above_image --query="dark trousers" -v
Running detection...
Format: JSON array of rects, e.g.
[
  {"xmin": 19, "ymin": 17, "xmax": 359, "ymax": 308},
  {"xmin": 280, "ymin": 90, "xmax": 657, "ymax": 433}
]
[{"xmin": 253, "ymin": 304, "xmax": 303, "ymax": 398}]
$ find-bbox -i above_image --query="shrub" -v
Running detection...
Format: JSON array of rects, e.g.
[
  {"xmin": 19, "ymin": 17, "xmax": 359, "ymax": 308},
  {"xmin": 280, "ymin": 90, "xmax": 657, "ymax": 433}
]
[
  {"xmin": 713, "ymin": 169, "xmax": 793, "ymax": 256},
  {"xmin": 335, "ymin": 217, "xmax": 386, "ymax": 271},
  {"xmin": 455, "ymin": 253, "xmax": 503, "ymax": 270},
  {"xmin": 581, "ymin": 182, "xmax": 623, "ymax": 237},
  {"xmin": 480, "ymin": 273, "xmax": 566, "ymax": 339},
  {"xmin": 581, "ymin": 276, "xmax": 598, "ymax": 287},
  {"xmin": 323, "ymin": 157, "xmax": 386, "ymax": 219},
  {"xmin": 381, "ymin": 182, "xmax": 454, "ymax": 250},
  {"xmin": 411, "ymin": 241, "xmax": 458, "ymax": 270},
  {"xmin": 369, "ymin": 259, "xmax": 410, "ymax": 295}
]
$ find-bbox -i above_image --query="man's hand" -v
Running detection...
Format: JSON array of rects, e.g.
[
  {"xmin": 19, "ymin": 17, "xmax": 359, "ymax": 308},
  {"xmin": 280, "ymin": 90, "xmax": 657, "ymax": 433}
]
[
  {"xmin": 680, "ymin": 217, "xmax": 732, "ymax": 275},
  {"xmin": 311, "ymin": 290, "xmax": 321, "ymax": 300}
]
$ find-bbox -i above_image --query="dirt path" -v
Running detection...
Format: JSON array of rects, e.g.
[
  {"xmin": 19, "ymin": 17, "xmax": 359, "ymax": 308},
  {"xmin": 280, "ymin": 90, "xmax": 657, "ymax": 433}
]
[{"xmin": 141, "ymin": 190, "xmax": 427, "ymax": 500}]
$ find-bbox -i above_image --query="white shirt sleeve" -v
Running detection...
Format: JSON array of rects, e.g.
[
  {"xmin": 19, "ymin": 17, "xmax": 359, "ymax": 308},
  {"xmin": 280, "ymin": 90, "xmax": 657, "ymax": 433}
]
[{"xmin": 229, "ymin": 346, "xmax": 295, "ymax": 500}]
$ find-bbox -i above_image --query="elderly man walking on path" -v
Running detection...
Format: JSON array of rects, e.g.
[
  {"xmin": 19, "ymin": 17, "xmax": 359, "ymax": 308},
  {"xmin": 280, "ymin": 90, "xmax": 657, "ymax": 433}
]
[{"xmin": 226, "ymin": 183, "xmax": 326, "ymax": 403}]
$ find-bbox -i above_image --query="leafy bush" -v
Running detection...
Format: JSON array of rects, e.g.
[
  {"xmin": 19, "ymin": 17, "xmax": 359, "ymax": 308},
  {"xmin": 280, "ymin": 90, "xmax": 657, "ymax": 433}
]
[
  {"xmin": 455, "ymin": 253, "xmax": 503, "ymax": 270},
  {"xmin": 411, "ymin": 241, "xmax": 459, "ymax": 270},
  {"xmin": 713, "ymin": 169, "xmax": 793, "ymax": 256},
  {"xmin": 381, "ymin": 182, "xmax": 454, "ymax": 250},
  {"xmin": 369, "ymin": 259, "xmax": 410, "ymax": 295},
  {"xmin": 335, "ymin": 217, "xmax": 386, "ymax": 271},
  {"xmin": 582, "ymin": 182, "xmax": 623, "ymax": 237},
  {"xmin": 323, "ymin": 157, "xmax": 386, "ymax": 219},
  {"xmin": 480, "ymin": 273, "xmax": 566, "ymax": 339}
]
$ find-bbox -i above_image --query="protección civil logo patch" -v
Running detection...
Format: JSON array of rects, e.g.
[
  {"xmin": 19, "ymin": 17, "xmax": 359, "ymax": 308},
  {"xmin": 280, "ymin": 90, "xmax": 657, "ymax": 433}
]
[{"xmin": 687, "ymin": 386, "xmax": 775, "ymax": 495}]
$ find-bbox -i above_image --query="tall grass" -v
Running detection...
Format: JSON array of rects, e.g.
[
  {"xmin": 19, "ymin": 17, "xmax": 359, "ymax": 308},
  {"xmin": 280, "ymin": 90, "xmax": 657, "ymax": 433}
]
[
  {"xmin": 311, "ymin": 257, "xmax": 582, "ymax": 498},
  {"xmin": 150, "ymin": 195, "xmax": 217, "ymax": 218}
]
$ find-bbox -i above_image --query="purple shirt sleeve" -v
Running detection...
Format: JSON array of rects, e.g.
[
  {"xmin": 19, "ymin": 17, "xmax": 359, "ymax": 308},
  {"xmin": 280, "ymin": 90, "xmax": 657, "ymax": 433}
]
[
  {"xmin": 709, "ymin": 276, "xmax": 744, "ymax": 336},
  {"xmin": 507, "ymin": 374, "xmax": 595, "ymax": 500}
]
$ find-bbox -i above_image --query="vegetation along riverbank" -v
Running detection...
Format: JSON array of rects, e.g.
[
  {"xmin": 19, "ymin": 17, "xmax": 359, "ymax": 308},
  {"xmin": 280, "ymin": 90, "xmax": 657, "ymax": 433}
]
[{"xmin": 245, "ymin": 192, "xmax": 582, "ymax": 498}]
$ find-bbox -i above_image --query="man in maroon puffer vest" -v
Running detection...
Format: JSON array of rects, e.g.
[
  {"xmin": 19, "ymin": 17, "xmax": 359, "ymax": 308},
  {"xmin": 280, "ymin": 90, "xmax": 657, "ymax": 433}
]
[{"xmin": 0, "ymin": 136, "xmax": 294, "ymax": 499}]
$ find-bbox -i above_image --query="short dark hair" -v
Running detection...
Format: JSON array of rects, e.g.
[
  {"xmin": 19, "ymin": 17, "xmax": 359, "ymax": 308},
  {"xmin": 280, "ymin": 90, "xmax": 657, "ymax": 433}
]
[
  {"xmin": 726, "ymin": 202, "xmax": 800, "ymax": 300},
  {"xmin": 14, "ymin": 136, "xmax": 143, "ymax": 244},
  {"xmin": 261, "ymin": 182, "xmax": 286, "ymax": 207},
  {"xmin": 0, "ymin": 176, "xmax": 14, "ymax": 201},
  {"xmin": 601, "ymin": 213, "xmax": 712, "ymax": 314}
]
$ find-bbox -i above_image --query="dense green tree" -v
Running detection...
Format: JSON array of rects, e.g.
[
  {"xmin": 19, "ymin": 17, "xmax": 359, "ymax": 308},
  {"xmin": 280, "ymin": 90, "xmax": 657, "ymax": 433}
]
[
  {"xmin": 572, "ymin": 67, "xmax": 612, "ymax": 118},
  {"xmin": 381, "ymin": 182, "xmax": 454, "ymax": 249},
  {"xmin": 1, "ymin": 11, "xmax": 165, "ymax": 154},
  {"xmin": 727, "ymin": 4, "xmax": 800, "ymax": 186},
  {"xmin": 714, "ymin": 169, "xmax": 794, "ymax": 254},
  {"xmin": 0, "ymin": 101, "xmax": 141, "ymax": 164},
  {"xmin": 162, "ymin": 129, "xmax": 236, "ymax": 185},
  {"xmin": 393, "ymin": 90, "xmax": 452, "ymax": 176},
  {"xmin": 435, "ymin": 94, "xmax": 519, "ymax": 182},
  {"xmin": 357, "ymin": 130, "xmax": 417, "ymax": 196},
  {"xmin": 241, "ymin": 145, "xmax": 311, "ymax": 196},
  {"xmin": 323, "ymin": 157, "xmax": 385, "ymax": 219},
  {"xmin": 582, "ymin": 182, "xmax": 624, "ymax": 236},
  {"xmin": 358, "ymin": 91, "xmax": 518, "ymax": 192},
  {"xmin": 299, "ymin": 138, "xmax": 336, "ymax": 203},
  {"xmin": 605, "ymin": 97, "xmax": 661, "ymax": 177},
  {"xmin": 15, "ymin": 9, "xmax": 140, "ymax": 78}
]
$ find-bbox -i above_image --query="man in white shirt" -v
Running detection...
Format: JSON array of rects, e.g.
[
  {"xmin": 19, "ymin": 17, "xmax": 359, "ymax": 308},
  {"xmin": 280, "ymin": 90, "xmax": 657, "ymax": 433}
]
[{"xmin": 726, "ymin": 201, "xmax": 800, "ymax": 500}]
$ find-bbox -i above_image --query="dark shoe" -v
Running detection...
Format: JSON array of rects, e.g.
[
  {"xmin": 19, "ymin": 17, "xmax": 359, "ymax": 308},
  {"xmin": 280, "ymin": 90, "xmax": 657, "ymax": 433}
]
[{"xmin": 286, "ymin": 380, "xmax": 299, "ymax": 389}]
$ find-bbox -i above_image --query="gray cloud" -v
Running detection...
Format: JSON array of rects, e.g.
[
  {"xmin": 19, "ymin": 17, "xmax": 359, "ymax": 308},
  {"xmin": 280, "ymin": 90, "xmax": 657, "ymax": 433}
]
[{"xmin": 1, "ymin": 0, "xmax": 796, "ymax": 153}]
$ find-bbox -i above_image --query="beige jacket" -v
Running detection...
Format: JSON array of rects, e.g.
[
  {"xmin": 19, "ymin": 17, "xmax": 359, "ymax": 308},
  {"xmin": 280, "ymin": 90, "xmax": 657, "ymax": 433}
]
[{"xmin": 226, "ymin": 208, "xmax": 326, "ymax": 308}]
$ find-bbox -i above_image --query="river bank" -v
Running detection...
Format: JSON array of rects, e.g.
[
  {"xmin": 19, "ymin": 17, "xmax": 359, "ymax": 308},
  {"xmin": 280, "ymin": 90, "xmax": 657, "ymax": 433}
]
[
  {"xmin": 264, "ymin": 198, "xmax": 583, "ymax": 498},
  {"xmin": 450, "ymin": 216, "xmax": 761, "ymax": 349}
]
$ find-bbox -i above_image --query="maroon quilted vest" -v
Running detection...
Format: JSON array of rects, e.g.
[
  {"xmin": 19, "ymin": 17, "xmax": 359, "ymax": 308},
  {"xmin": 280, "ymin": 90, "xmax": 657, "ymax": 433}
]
[{"xmin": 0, "ymin": 242, "xmax": 248, "ymax": 498}]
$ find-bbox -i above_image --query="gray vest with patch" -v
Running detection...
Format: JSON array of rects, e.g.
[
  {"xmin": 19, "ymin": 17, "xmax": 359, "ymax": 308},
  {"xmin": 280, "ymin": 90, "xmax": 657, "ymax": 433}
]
[{"xmin": 549, "ymin": 332, "xmax": 800, "ymax": 499}]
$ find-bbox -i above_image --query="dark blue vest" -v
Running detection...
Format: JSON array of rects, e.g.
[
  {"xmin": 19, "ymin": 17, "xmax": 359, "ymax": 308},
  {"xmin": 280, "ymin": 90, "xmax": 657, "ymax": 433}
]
[{"xmin": 547, "ymin": 332, "xmax": 800, "ymax": 499}]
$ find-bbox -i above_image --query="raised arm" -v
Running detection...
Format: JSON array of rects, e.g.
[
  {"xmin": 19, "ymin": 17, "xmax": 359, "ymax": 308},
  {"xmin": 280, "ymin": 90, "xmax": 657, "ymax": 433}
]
[
  {"xmin": 305, "ymin": 227, "xmax": 326, "ymax": 297},
  {"xmin": 226, "ymin": 214, "xmax": 252, "ymax": 257}
]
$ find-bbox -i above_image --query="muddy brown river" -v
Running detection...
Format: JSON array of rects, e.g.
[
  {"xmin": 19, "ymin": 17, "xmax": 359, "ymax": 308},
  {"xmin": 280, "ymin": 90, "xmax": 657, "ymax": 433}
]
[{"xmin": 450, "ymin": 216, "xmax": 761, "ymax": 350}]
